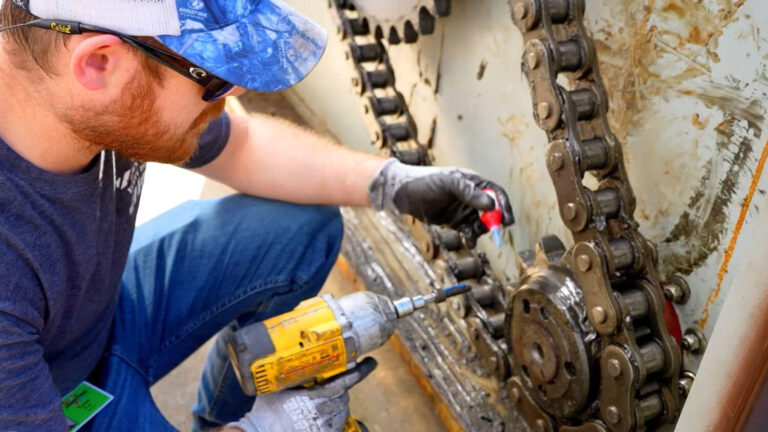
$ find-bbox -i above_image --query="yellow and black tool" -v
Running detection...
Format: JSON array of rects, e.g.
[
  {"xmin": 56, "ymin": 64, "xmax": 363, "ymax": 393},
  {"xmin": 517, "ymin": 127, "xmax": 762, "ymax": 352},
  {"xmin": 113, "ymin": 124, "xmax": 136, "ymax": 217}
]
[{"xmin": 226, "ymin": 284, "xmax": 470, "ymax": 431}]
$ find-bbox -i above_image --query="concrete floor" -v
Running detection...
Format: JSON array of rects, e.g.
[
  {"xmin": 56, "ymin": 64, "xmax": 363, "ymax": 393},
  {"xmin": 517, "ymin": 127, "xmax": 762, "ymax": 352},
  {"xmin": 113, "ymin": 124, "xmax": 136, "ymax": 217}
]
[{"xmin": 150, "ymin": 265, "xmax": 447, "ymax": 432}]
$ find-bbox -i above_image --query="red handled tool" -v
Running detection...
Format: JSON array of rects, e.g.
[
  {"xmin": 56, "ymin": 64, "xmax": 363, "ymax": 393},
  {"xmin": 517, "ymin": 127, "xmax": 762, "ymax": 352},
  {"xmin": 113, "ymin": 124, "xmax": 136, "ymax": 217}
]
[{"xmin": 480, "ymin": 188, "xmax": 503, "ymax": 248}]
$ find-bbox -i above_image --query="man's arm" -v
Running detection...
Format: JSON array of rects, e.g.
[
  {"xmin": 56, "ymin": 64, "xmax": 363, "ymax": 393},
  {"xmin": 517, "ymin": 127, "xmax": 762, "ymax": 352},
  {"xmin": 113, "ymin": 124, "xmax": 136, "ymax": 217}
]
[
  {"xmin": 192, "ymin": 112, "xmax": 387, "ymax": 206},
  {"xmin": 0, "ymin": 247, "xmax": 69, "ymax": 431}
]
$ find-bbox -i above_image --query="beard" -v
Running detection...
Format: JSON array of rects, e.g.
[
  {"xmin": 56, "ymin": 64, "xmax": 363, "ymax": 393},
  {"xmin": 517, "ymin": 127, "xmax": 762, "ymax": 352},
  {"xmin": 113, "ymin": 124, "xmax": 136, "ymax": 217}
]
[{"xmin": 60, "ymin": 69, "xmax": 226, "ymax": 165}]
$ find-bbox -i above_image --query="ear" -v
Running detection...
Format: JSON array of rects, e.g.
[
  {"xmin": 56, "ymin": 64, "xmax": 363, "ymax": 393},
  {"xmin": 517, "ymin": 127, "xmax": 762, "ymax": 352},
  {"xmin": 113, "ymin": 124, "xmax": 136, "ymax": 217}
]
[{"xmin": 70, "ymin": 34, "xmax": 132, "ymax": 91}]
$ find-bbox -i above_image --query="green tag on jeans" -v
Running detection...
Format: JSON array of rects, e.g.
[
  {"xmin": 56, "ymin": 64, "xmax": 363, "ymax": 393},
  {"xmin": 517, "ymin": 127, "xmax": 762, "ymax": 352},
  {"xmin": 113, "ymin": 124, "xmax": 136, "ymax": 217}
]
[{"xmin": 61, "ymin": 381, "xmax": 113, "ymax": 431}]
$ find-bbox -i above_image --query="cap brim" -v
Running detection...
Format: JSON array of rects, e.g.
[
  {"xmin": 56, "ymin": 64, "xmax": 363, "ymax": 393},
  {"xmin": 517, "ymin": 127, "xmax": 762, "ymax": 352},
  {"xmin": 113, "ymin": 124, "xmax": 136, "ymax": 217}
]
[{"xmin": 158, "ymin": 0, "xmax": 327, "ymax": 93}]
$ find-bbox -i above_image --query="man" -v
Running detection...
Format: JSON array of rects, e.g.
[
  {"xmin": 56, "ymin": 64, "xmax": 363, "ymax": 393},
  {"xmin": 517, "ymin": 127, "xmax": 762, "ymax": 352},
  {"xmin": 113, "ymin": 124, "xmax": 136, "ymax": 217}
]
[{"xmin": 0, "ymin": 0, "xmax": 514, "ymax": 431}]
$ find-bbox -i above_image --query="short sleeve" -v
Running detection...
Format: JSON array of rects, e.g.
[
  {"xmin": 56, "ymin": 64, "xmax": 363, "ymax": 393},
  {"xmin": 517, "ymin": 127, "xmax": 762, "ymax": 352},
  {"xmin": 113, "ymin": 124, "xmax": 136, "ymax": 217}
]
[
  {"xmin": 183, "ymin": 112, "xmax": 232, "ymax": 169},
  {"xmin": 0, "ymin": 246, "xmax": 68, "ymax": 431}
]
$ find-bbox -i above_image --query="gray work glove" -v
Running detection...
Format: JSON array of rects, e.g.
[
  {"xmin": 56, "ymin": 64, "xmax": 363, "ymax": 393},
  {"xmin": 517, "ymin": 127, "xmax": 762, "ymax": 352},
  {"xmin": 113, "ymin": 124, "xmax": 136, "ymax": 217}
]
[
  {"xmin": 226, "ymin": 357, "xmax": 378, "ymax": 432},
  {"xmin": 368, "ymin": 158, "xmax": 514, "ymax": 247}
]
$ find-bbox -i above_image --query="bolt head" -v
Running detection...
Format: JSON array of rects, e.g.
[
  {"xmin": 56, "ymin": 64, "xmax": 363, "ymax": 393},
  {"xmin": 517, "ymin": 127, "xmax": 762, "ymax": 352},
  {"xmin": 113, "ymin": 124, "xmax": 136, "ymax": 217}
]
[
  {"xmin": 682, "ymin": 333, "xmax": 701, "ymax": 352},
  {"xmin": 607, "ymin": 359, "xmax": 622, "ymax": 378},
  {"xmin": 513, "ymin": 2, "xmax": 529, "ymax": 21},
  {"xmin": 563, "ymin": 202, "xmax": 577, "ymax": 220},
  {"xmin": 535, "ymin": 419, "xmax": 547, "ymax": 432},
  {"xmin": 591, "ymin": 306, "xmax": 607, "ymax": 324},
  {"xmin": 605, "ymin": 406, "xmax": 621, "ymax": 424},
  {"xmin": 576, "ymin": 254, "xmax": 592, "ymax": 272}
]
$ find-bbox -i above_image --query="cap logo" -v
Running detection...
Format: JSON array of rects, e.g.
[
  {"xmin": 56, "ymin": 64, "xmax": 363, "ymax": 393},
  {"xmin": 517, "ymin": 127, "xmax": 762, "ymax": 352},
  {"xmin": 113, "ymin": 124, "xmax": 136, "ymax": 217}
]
[{"xmin": 187, "ymin": 0, "xmax": 205, "ymax": 11}]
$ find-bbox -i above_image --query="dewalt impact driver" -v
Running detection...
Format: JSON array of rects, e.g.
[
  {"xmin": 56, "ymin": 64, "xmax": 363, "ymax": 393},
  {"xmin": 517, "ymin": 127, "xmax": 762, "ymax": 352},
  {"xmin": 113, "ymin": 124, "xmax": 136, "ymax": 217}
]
[{"xmin": 226, "ymin": 284, "xmax": 470, "ymax": 432}]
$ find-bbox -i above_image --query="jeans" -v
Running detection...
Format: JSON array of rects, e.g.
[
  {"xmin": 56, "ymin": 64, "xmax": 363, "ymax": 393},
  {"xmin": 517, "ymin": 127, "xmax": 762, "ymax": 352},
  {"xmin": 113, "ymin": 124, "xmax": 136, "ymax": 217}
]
[{"xmin": 83, "ymin": 195, "xmax": 343, "ymax": 431}]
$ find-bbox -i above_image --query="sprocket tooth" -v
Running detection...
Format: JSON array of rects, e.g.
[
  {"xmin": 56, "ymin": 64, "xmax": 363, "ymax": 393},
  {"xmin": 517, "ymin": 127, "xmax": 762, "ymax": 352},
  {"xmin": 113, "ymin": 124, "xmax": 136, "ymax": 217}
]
[
  {"xmin": 540, "ymin": 234, "xmax": 566, "ymax": 265},
  {"xmin": 388, "ymin": 26, "xmax": 402, "ymax": 44},
  {"xmin": 403, "ymin": 20, "xmax": 419, "ymax": 43},
  {"xmin": 534, "ymin": 242, "xmax": 550, "ymax": 267},
  {"xmin": 418, "ymin": 7, "xmax": 436, "ymax": 34},
  {"xmin": 434, "ymin": 0, "xmax": 451, "ymax": 16},
  {"xmin": 516, "ymin": 249, "xmax": 535, "ymax": 277}
]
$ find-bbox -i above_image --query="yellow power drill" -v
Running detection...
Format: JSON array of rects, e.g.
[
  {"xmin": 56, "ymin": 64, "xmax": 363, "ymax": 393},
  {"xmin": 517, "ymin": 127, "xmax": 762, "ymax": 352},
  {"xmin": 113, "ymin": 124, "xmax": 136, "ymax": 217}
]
[{"xmin": 226, "ymin": 284, "xmax": 470, "ymax": 432}]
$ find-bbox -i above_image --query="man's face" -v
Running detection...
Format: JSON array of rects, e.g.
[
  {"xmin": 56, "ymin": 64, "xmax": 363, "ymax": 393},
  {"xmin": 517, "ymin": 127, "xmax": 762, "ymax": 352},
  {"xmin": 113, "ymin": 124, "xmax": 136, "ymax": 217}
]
[{"xmin": 58, "ymin": 52, "xmax": 227, "ymax": 165}]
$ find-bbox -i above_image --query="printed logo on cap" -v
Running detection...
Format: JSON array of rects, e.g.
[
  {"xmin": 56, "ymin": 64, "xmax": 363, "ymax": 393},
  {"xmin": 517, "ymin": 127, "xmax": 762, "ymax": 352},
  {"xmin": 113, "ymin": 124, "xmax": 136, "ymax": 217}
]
[{"xmin": 187, "ymin": 0, "xmax": 204, "ymax": 11}]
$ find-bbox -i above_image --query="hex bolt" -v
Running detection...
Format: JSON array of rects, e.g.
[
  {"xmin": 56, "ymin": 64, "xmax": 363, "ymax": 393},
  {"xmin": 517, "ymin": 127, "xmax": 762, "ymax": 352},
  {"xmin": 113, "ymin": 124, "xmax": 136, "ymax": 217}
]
[
  {"xmin": 563, "ymin": 202, "xmax": 577, "ymax": 220},
  {"xmin": 526, "ymin": 51, "xmax": 539, "ymax": 70},
  {"xmin": 663, "ymin": 275, "xmax": 690, "ymax": 305},
  {"xmin": 514, "ymin": 2, "xmax": 529, "ymax": 21},
  {"xmin": 605, "ymin": 406, "xmax": 621, "ymax": 425},
  {"xmin": 549, "ymin": 152, "xmax": 564, "ymax": 170},
  {"xmin": 537, "ymin": 102, "xmax": 552, "ymax": 120},
  {"xmin": 535, "ymin": 419, "xmax": 547, "ymax": 432},
  {"xmin": 678, "ymin": 372, "xmax": 695, "ymax": 398},
  {"xmin": 607, "ymin": 358, "xmax": 622, "ymax": 378},
  {"xmin": 591, "ymin": 306, "xmax": 607, "ymax": 324},
  {"xmin": 681, "ymin": 332, "xmax": 702, "ymax": 353},
  {"xmin": 576, "ymin": 254, "xmax": 592, "ymax": 272}
]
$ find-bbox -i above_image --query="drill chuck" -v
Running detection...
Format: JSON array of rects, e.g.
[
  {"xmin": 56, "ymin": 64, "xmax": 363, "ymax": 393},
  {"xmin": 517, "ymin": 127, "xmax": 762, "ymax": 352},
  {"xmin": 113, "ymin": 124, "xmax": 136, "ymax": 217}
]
[{"xmin": 392, "ymin": 284, "xmax": 469, "ymax": 318}]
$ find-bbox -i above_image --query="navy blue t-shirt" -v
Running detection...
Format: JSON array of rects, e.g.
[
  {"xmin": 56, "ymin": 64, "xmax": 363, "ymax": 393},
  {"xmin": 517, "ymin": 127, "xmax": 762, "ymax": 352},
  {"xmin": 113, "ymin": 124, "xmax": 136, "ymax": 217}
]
[{"xmin": 0, "ymin": 113, "xmax": 230, "ymax": 429}]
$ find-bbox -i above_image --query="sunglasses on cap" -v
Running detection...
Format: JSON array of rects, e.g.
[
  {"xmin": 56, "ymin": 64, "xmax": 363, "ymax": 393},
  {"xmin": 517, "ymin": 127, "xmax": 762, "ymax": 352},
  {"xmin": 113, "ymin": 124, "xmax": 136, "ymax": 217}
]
[{"xmin": 0, "ymin": 19, "xmax": 236, "ymax": 102}]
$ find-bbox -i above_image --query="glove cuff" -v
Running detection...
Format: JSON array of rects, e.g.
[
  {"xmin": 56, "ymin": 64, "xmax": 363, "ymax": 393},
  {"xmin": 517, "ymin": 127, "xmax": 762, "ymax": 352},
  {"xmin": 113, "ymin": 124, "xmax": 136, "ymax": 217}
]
[{"xmin": 367, "ymin": 158, "xmax": 400, "ymax": 211}]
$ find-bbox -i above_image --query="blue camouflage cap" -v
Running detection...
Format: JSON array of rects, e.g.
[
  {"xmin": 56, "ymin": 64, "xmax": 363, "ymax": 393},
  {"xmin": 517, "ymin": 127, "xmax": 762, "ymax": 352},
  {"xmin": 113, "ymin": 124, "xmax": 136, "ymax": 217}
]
[
  {"xmin": 21, "ymin": 0, "xmax": 328, "ymax": 92},
  {"xmin": 158, "ymin": 0, "xmax": 328, "ymax": 92}
]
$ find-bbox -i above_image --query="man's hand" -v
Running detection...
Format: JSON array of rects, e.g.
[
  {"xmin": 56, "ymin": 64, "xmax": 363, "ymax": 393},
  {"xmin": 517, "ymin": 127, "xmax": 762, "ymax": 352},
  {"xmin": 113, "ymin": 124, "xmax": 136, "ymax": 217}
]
[
  {"xmin": 368, "ymin": 159, "xmax": 514, "ymax": 247},
  {"xmin": 226, "ymin": 358, "xmax": 378, "ymax": 432}
]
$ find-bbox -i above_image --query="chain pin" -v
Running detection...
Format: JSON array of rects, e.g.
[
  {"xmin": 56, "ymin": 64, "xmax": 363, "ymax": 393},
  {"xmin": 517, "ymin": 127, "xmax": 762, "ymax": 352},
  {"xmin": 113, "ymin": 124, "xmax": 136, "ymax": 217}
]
[
  {"xmin": 537, "ymin": 102, "xmax": 552, "ymax": 120},
  {"xmin": 605, "ymin": 406, "xmax": 621, "ymax": 424},
  {"xmin": 563, "ymin": 202, "xmax": 577, "ymax": 220},
  {"xmin": 591, "ymin": 306, "xmax": 607, "ymax": 324},
  {"xmin": 607, "ymin": 359, "xmax": 622, "ymax": 378},
  {"xmin": 513, "ymin": 2, "xmax": 529, "ymax": 21},
  {"xmin": 526, "ymin": 51, "xmax": 539, "ymax": 70},
  {"xmin": 576, "ymin": 254, "xmax": 592, "ymax": 272},
  {"xmin": 549, "ymin": 152, "xmax": 564, "ymax": 170}
]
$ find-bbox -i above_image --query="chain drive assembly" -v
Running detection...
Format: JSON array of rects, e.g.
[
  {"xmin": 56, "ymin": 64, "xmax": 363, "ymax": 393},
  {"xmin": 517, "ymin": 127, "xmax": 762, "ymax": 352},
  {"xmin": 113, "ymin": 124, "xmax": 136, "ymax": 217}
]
[
  {"xmin": 331, "ymin": 0, "xmax": 684, "ymax": 430},
  {"xmin": 508, "ymin": 0, "xmax": 681, "ymax": 429}
]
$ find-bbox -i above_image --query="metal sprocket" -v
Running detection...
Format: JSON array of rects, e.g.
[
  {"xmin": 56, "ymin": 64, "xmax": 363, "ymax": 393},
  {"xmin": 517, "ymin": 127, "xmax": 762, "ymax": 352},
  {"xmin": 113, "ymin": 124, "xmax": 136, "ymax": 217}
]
[{"xmin": 347, "ymin": 0, "xmax": 451, "ymax": 44}]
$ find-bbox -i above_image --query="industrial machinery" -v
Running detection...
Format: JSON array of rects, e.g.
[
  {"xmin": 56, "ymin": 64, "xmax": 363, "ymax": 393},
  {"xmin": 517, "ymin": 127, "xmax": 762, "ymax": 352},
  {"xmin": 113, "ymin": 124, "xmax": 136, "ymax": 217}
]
[{"xmin": 275, "ymin": 1, "xmax": 768, "ymax": 430}]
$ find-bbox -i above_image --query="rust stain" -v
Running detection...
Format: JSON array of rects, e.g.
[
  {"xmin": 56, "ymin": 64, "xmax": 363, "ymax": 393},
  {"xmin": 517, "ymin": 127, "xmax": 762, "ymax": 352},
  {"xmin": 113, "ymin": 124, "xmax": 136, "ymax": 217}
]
[
  {"xmin": 596, "ymin": 0, "xmax": 746, "ymax": 142},
  {"xmin": 699, "ymin": 135, "xmax": 768, "ymax": 329},
  {"xmin": 692, "ymin": 113, "xmax": 710, "ymax": 129}
]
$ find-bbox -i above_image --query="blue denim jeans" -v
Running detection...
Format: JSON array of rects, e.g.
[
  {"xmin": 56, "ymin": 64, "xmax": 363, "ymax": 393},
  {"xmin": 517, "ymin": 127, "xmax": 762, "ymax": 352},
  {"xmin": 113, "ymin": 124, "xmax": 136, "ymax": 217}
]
[{"xmin": 83, "ymin": 195, "xmax": 343, "ymax": 431}]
